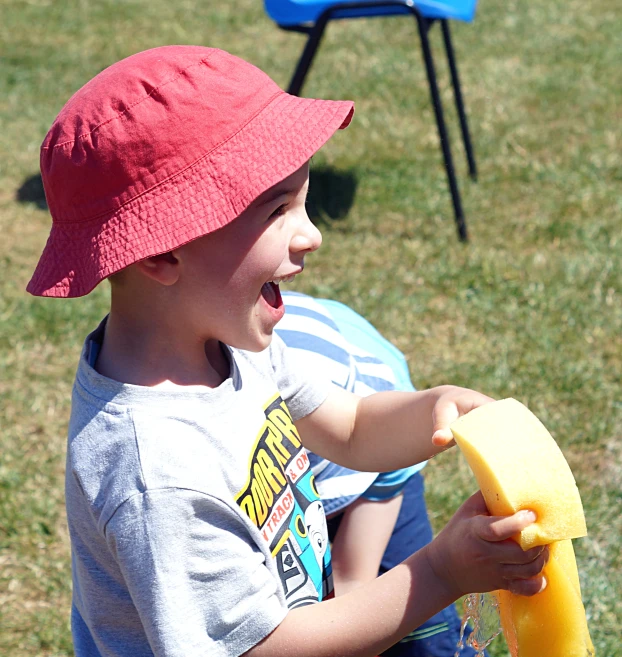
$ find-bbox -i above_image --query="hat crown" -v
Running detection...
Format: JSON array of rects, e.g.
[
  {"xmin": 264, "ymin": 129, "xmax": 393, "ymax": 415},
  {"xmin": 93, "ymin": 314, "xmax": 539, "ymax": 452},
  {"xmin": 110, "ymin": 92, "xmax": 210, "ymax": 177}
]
[{"xmin": 41, "ymin": 46, "xmax": 282, "ymax": 224}]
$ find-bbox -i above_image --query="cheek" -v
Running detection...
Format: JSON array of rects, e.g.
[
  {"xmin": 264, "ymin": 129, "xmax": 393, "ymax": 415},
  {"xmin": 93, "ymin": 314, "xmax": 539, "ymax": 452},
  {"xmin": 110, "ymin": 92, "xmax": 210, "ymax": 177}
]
[
  {"xmin": 226, "ymin": 258, "xmax": 263, "ymax": 296},
  {"xmin": 210, "ymin": 257, "xmax": 267, "ymax": 316},
  {"xmin": 236, "ymin": 239, "xmax": 283, "ymax": 283},
  {"xmin": 196, "ymin": 227, "xmax": 285, "ymax": 307}
]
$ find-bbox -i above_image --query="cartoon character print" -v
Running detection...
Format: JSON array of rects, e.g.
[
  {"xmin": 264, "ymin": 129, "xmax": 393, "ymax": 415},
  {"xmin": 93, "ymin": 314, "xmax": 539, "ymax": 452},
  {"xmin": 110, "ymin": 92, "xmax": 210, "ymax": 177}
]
[
  {"xmin": 235, "ymin": 393, "xmax": 333, "ymax": 608},
  {"xmin": 290, "ymin": 468, "xmax": 332, "ymax": 600},
  {"xmin": 305, "ymin": 501, "xmax": 328, "ymax": 567}
]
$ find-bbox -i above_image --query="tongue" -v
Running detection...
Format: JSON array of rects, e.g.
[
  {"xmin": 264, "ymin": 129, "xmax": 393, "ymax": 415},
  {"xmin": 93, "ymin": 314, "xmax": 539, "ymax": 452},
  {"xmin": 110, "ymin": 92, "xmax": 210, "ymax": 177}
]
[{"xmin": 261, "ymin": 282, "xmax": 281, "ymax": 309}]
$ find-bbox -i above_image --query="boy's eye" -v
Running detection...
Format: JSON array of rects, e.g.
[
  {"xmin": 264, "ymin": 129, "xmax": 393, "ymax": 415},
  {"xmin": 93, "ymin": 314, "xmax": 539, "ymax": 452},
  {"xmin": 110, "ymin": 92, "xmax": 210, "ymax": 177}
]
[{"xmin": 270, "ymin": 204, "xmax": 287, "ymax": 220}]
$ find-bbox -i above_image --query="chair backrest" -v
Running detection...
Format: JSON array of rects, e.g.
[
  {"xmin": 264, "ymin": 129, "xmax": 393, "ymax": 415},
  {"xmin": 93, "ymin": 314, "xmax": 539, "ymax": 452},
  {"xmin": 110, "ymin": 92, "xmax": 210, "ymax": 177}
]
[{"xmin": 264, "ymin": 0, "xmax": 477, "ymax": 27}]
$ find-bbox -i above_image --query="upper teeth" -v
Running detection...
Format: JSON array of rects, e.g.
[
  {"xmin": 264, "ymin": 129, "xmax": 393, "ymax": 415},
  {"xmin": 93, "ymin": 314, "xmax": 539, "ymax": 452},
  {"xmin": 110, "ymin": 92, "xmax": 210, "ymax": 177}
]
[{"xmin": 270, "ymin": 275, "xmax": 296, "ymax": 285}]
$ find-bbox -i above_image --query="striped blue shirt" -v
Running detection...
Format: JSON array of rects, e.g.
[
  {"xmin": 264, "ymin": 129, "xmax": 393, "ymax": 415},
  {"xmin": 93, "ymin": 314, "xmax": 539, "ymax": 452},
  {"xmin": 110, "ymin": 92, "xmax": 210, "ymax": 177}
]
[{"xmin": 277, "ymin": 292, "xmax": 425, "ymax": 516}]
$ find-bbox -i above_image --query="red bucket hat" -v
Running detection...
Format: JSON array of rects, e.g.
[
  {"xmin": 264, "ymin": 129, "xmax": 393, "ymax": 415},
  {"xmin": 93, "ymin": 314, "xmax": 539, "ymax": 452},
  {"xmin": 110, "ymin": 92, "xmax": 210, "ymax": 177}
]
[{"xmin": 27, "ymin": 46, "xmax": 354, "ymax": 298}]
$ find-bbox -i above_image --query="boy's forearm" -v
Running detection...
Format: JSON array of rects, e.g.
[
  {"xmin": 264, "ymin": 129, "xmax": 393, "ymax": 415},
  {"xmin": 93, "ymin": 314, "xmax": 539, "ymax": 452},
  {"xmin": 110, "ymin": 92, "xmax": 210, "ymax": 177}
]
[
  {"xmin": 298, "ymin": 387, "xmax": 448, "ymax": 472},
  {"xmin": 299, "ymin": 385, "xmax": 493, "ymax": 473},
  {"xmin": 245, "ymin": 545, "xmax": 454, "ymax": 657},
  {"xmin": 347, "ymin": 387, "xmax": 450, "ymax": 471}
]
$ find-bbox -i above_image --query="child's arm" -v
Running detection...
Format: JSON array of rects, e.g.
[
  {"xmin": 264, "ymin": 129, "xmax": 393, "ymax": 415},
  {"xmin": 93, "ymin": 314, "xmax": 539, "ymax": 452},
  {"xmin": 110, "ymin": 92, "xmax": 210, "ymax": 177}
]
[
  {"xmin": 245, "ymin": 492, "xmax": 548, "ymax": 657},
  {"xmin": 296, "ymin": 385, "xmax": 493, "ymax": 473},
  {"xmin": 330, "ymin": 495, "xmax": 403, "ymax": 596}
]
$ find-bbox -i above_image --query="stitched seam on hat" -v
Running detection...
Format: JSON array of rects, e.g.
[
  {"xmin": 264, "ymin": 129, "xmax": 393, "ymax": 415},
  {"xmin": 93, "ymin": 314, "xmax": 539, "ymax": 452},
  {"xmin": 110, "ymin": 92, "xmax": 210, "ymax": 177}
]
[
  {"xmin": 56, "ymin": 90, "xmax": 285, "ymax": 224},
  {"xmin": 43, "ymin": 53, "xmax": 218, "ymax": 150}
]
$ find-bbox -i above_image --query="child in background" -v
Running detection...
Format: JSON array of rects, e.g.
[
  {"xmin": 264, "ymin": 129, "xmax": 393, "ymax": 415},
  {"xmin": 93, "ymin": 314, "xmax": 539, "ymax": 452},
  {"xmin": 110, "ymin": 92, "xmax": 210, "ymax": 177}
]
[
  {"xmin": 278, "ymin": 292, "xmax": 487, "ymax": 657},
  {"xmin": 27, "ymin": 46, "xmax": 547, "ymax": 657}
]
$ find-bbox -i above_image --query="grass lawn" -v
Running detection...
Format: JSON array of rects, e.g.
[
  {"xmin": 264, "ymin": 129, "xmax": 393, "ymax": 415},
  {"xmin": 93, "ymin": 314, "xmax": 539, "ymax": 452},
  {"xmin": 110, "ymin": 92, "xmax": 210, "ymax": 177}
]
[{"xmin": 1, "ymin": 0, "xmax": 620, "ymax": 655}]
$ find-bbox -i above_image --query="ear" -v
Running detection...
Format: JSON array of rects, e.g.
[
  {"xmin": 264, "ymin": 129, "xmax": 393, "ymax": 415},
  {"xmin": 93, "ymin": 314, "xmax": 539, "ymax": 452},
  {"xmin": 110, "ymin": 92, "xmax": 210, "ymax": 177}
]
[{"xmin": 135, "ymin": 251, "xmax": 180, "ymax": 286}]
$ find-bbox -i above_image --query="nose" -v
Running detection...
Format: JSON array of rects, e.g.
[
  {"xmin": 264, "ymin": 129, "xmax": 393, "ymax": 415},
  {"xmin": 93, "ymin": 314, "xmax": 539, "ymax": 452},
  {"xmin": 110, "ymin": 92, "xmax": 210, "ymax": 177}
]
[{"xmin": 290, "ymin": 211, "xmax": 322, "ymax": 256}]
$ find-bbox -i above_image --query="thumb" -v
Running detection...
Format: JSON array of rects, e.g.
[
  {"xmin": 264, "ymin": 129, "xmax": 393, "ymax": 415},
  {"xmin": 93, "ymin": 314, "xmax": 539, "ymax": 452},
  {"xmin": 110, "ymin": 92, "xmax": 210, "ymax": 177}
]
[{"xmin": 431, "ymin": 401, "xmax": 460, "ymax": 446}]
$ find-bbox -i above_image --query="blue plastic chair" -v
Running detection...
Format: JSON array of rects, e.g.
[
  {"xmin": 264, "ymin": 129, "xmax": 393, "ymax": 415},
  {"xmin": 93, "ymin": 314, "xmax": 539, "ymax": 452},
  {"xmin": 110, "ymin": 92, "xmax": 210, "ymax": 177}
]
[{"xmin": 264, "ymin": 0, "xmax": 478, "ymax": 241}]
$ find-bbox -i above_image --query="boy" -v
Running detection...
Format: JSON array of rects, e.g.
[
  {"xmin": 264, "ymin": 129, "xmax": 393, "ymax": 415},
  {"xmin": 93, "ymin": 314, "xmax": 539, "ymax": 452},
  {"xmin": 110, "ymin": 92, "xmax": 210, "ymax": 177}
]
[
  {"xmin": 27, "ymin": 46, "xmax": 547, "ymax": 657},
  {"xmin": 277, "ymin": 292, "xmax": 487, "ymax": 656}
]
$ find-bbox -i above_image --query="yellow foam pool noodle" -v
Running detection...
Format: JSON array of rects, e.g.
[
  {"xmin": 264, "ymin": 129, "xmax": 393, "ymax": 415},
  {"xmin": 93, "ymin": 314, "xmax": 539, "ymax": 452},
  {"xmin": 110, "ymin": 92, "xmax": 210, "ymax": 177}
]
[
  {"xmin": 495, "ymin": 540, "xmax": 595, "ymax": 657},
  {"xmin": 450, "ymin": 398, "xmax": 586, "ymax": 550},
  {"xmin": 450, "ymin": 398, "xmax": 594, "ymax": 657}
]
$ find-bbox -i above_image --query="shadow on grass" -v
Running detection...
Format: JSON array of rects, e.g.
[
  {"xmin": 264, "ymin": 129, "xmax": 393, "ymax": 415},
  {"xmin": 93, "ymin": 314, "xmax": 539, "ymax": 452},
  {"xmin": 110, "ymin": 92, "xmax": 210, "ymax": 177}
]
[
  {"xmin": 15, "ymin": 167, "xmax": 359, "ymax": 224},
  {"xmin": 307, "ymin": 166, "xmax": 357, "ymax": 227},
  {"xmin": 16, "ymin": 173, "xmax": 47, "ymax": 210}
]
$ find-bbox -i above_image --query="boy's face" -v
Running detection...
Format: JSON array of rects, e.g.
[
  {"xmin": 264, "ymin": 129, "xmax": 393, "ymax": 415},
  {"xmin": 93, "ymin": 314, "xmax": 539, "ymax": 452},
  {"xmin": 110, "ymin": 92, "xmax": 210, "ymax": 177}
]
[{"xmin": 175, "ymin": 161, "xmax": 320, "ymax": 352}]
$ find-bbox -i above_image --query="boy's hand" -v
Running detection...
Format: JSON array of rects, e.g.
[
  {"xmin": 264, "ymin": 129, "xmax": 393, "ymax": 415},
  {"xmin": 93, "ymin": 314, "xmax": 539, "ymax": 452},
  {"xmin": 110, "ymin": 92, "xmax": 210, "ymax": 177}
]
[
  {"xmin": 430, "ymin": 386, "xmax": 495, "ymax": 447},
  {"xmin": 424, "ymin": 492, "xmax": 549, "ymax": 599}
]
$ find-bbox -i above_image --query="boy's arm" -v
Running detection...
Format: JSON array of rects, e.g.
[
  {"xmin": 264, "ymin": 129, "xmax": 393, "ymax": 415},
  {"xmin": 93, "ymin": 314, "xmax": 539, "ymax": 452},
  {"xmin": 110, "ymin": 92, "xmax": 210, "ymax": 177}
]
[
  {"xmin": 296, "ymin": 385, "xmax": 493, "ymax": 472},
  {"xmin": 331, "ymin": 495, "xmax": 403, "ymax": 596},
  {"xmin": 244, "ymin": 492, "xmax": 548, "ymax": 657}
]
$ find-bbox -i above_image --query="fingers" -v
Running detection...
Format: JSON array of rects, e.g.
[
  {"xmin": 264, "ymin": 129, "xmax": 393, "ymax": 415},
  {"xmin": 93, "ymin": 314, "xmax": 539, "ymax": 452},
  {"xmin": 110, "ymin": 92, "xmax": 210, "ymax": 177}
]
[
  {"xmin": 476, "ymin": 509, "xmax": 537, "ymax": 543},
  {"xmin": 431, "ymin": 429, "xmax": 455, "ymax": 447},
  {"xmin": 432, "ymin": 402, "xmax": 461, "ymax": 446},
  {"xmin": 500, "ymin": 545, "xmax": 549, "ymax": 578},
  {"xmin": 482, "ymin": 516, "xmax": 550, "ymax": 597},
  {"xmin": 431, "ymin": 493, "xmax": 551, "ymax": 599},
  {"xmin": 508, "ymin": 575, "xmax": 547, "ymax": 597},
  {"xmin": 431, "ymin": 389, "xmax": 495, "ymax": 446}
]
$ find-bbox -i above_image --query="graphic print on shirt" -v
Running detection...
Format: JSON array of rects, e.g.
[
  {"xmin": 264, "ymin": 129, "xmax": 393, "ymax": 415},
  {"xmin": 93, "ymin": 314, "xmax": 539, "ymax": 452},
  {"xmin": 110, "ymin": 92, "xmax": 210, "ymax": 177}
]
[{"xmin": 235, "ymin": 393, "xmax": 333, "ymax": 607}]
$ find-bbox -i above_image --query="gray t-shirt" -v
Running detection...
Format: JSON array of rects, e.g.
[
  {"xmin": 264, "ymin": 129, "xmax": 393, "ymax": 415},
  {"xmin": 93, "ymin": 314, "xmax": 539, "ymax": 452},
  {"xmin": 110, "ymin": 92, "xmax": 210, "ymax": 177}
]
[{"xmin": 66, "ymin": 320, "xmax": 331, "ymax": 657}]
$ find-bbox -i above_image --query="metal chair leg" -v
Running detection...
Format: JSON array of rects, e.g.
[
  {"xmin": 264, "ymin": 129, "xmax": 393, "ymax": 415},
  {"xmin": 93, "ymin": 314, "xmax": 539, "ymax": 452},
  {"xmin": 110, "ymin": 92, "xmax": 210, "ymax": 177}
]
[
  {"xmin": 415, "ymin": 16, "xmax": 468, "ymax": 241},
  {"xmin": 282, "ymin": 0, "xmax": 469, "ymax": 240},
  {"xmin": 441, "ymin": 19, "xmax": 477, "ymax": 181},
  {"xmin": 287, "ymin": 18, "xmax": 330, "ymax": 95}
]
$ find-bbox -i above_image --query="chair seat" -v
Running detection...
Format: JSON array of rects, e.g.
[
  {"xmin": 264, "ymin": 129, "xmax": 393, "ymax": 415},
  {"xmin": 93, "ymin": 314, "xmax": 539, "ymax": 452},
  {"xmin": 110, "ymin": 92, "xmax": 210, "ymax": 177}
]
[{"xmin": 265, "ymin": 0, "xmax": 477, "ymax": 27}]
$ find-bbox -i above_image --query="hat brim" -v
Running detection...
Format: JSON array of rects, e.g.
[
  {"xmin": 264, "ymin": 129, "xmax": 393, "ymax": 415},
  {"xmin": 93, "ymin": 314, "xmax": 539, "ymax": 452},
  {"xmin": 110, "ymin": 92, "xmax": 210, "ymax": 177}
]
[{"xmin": 27, "ymin": 92, "xmax": 354, "ymax": 298}]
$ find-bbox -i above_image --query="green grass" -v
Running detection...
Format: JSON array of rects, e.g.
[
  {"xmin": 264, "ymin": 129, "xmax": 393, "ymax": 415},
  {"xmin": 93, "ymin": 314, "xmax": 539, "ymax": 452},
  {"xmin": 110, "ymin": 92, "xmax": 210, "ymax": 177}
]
[{"xmin": 1, "ymin": 0, "xmax": 620, "ymax": 654}]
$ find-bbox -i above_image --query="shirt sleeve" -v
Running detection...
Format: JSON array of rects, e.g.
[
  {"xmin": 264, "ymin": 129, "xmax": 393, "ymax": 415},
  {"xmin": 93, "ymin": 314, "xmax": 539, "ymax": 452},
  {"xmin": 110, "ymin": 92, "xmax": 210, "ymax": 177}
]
[
  {"xmin": 105, "ymin": 488, "xmax": 287, "ymax": 657},
  {"xmin": 268, "ymin": 332, "xmax": 331, "ymax": 422}
]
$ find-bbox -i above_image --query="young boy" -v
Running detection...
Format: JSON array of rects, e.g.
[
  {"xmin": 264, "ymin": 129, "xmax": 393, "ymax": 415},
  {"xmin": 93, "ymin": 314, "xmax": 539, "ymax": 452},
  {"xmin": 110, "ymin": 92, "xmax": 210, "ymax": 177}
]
[
  {"xmin": 27, "ymin": 46, "xmax": 547, "ymax": 657},
  {"xmin": 277, "ymin": 291, "xmax": 487, "ymax": 657}
]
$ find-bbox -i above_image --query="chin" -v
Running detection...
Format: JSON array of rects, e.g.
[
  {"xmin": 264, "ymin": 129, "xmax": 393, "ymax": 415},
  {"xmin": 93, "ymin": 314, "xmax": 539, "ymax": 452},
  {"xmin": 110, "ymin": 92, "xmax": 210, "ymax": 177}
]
[{"xmin": 240, "ymin": 332, "xmax": 273, "ymax": 353}]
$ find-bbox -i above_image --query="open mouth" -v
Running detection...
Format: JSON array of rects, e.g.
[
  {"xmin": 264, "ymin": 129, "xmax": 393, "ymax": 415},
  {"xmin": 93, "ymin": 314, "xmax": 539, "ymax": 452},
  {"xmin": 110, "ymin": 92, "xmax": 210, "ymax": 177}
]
[
  {"xmin": 260, "ymin": 272, "xmax": 299, "ymax": 311},
  {"xmin": 261, "ymin": 274, "xmax": 297, "ymax": 310},
  {"xmin": 261, "ymin": 281, "xmax": 283, "ymax": 309}
]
